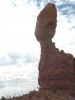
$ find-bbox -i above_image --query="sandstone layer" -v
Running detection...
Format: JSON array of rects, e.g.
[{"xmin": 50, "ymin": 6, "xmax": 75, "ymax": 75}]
[{"xmin": 35, "ymin": 3, "xmax": 75, "ymax": 90}]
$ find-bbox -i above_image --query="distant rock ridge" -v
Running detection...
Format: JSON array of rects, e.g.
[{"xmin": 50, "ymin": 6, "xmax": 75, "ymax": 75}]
[{"xmin": 35, "ymin": 3, "xmax": 75, "ymax": 90}]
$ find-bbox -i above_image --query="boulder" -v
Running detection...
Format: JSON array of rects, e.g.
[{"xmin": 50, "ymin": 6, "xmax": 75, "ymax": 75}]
[{"xmin": 35, "ymin": 3, "xmax": 75, "ymax": 90}]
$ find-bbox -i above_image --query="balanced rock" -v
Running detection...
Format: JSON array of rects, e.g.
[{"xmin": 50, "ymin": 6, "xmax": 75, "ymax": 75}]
[{"xmin": 35, "ymin": 3, "xmax": 75, "ymax": 89}]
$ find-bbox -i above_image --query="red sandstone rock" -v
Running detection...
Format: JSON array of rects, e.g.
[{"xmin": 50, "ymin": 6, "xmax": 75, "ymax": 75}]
[{"xmin": 35, "ymin": 3, "xmax": 75, "ymax": 89}]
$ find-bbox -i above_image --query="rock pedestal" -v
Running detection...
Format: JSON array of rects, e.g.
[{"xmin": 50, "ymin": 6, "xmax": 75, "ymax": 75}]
[{"xmin": 35, "ymin": 3, "xmax": 75, "ymax": 89}]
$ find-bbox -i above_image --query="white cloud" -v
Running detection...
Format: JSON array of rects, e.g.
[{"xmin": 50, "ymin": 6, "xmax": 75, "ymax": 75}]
[
  {"xmin": 0, "ymin": 0, "xmax": 75, "ymax": 64},
  {"xmin": 0, "ymin": 0, "xmax": 39, "ymax": 55}
]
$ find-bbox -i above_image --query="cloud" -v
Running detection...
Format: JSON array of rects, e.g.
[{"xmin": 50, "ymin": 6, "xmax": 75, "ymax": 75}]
[
  {"xmin": 0, "ymin": 81, "xmax": 5, "ymax": 88},
  {"xmin": 57, "ymin": 2, "xmax": 75, "ymax": 15},
  {"xmin": 0, "ymin": 0, "xmax": 75, "ymax": 65},
  {"xmin": 0, "ymin": 55, "xmax": 15, "ymax": 65},
  {"xmin": 57, "ymin": 1, "xmax": 75, "ymax": 29},
  {"xmin": 0, "ymin": 51, "xmax": 39, "ymax": 66}
]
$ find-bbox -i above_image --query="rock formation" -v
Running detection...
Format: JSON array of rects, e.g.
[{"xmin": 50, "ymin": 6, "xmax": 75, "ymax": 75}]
[{"xmin": 35, "ymin": 3, "xmax": 75, "ymax": 90}]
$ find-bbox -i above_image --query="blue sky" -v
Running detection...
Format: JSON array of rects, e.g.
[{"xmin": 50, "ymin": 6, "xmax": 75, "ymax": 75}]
[{"xmin": 0, "ymin": 0, "xmax": 75, "ymax": 65}]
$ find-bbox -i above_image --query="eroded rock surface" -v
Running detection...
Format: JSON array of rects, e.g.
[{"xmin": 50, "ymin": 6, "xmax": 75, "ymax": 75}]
[{"xmin": 35, "ymin": 3, "xmax": 75, "ymax": 90}]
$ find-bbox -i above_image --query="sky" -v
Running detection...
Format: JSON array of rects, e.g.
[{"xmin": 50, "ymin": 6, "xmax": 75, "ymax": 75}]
[{"xmin": 0, "ymin": 0, "xmax": 75, "ymax": 65}]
